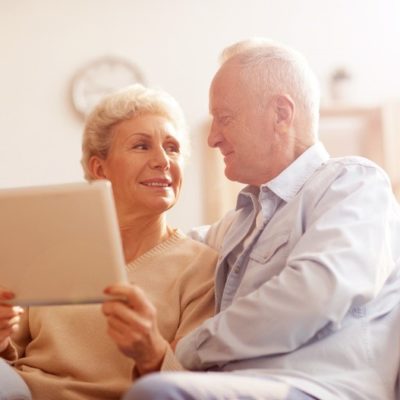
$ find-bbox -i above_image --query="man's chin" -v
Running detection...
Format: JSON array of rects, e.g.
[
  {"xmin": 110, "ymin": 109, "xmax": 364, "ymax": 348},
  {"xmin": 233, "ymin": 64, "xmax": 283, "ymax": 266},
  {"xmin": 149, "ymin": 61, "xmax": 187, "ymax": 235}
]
[{"xmin": 224, "ymin": 167, "xmax": 239, "ymax": 183}]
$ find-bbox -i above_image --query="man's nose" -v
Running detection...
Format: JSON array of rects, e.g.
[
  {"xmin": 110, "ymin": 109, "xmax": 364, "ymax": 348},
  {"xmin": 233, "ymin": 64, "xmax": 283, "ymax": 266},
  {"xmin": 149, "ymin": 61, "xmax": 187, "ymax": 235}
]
[{"xmin": 208, "ymin": 120, "xmax": 222, "ymax": 148}]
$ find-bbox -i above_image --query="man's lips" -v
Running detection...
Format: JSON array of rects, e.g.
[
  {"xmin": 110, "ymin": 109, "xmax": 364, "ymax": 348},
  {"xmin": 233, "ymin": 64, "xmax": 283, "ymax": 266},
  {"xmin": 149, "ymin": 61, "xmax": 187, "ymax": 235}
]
[
  {"xmin": 221, "ymin": 150, "xmax": 234, "ymax": 160},
  {"xmin": 220, "ymin": 148, "xmax": 234, "ymax": 157}
]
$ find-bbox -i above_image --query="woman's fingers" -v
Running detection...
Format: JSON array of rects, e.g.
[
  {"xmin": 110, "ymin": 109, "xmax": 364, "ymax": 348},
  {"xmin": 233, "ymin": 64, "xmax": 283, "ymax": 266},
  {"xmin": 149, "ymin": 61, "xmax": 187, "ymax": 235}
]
[
  {"xmin": 0, "ymin": 313, "xmax": 21, "ymax": 329},
  {"xmin": 0, "ymin": 290, "xmax": 14, "ymax": 301},
  {"xmin": 0, "ymin": 305, "xmax": 22, "ymax": 349},
  {"xmin": 104, "ymin": 305, "xmax": 155, "ymax": 359},
  {"xmin": 0, "ymin": 290, "xmax": 22, "ymax": 352},
  {"xmin": 104, "ymin": 284, "xmax": 154, "ymax": 314},
  {"xmin": 103, "ymin": 297, "xmax": 153, "ymax": 325},
  {"xmin": 104, "ymin": 306, "xmax": 151, "ymax": 335},
  {"xmin": 106, "ymin": 318, "xmax": 144, "ymax": 347},
  {"xmin": 0, "ymin": 305, "xmax": 23, "ymax": 321},
  {"xmin": 102, "ymin": 283, "xmax": 168, "ymax": 371}
]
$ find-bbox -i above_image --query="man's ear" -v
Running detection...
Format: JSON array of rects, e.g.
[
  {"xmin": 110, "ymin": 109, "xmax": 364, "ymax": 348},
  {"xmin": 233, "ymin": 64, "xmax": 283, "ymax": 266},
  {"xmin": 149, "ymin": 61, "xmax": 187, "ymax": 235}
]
[
  {"xmin": 88, "ymin": 156, "xmax": 108, "ymax": 179},
  {"xmin": 273, "ymin": 94, "xmax": 295, "ymax": 133}
]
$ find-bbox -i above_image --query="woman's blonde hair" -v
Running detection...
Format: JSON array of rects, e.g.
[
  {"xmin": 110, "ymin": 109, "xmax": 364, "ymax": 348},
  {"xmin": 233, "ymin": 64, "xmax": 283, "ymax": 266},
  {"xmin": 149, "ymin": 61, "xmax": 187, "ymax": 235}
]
[{"xmin": 81, "ymin": 84, "xmax": 188, "ymax": 180}]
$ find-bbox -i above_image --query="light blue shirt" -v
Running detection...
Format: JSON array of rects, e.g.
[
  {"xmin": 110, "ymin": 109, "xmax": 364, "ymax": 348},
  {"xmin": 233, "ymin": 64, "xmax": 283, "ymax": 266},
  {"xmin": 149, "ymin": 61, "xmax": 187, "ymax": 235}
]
[{"xmin": 179, "ymin": 142, "xmax": 400, "ymax": 400}]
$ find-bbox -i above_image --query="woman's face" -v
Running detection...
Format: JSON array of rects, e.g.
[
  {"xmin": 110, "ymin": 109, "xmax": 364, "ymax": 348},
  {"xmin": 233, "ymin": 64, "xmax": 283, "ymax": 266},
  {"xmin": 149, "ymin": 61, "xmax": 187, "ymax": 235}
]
[{"xmin": 92, "ymin": 114, "xmax": 184, "ymax": 219}]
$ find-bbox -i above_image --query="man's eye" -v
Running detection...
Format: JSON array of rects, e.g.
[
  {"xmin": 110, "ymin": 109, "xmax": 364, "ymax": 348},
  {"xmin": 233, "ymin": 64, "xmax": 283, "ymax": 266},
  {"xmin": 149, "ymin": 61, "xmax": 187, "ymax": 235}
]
[{"xmin": 219, "ymin": 116, "xmax": 232, "ymax": 125}]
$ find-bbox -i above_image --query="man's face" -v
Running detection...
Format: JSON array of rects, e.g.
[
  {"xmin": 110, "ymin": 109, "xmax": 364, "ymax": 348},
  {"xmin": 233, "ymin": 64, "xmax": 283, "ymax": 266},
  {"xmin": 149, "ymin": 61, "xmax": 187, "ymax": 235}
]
[{"xmin": 208, "ymin": 62, "xmax": 279, "ymax": 186}]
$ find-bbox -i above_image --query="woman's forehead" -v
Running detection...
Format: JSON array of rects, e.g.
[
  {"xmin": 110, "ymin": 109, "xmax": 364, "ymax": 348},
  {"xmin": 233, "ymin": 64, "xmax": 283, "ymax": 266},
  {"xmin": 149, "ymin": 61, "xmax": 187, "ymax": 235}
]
[{"xmin": 112, "ymin": 114, "xmax": 185, "ymax": 143}]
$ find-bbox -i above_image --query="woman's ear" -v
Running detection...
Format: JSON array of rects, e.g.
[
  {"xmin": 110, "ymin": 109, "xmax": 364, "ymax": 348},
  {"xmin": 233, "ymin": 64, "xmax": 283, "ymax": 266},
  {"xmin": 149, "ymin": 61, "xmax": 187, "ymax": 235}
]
[
  {"xmin": 273, "ymin": 94, "xmax": 295, "ymax": 133},
  {"xmin": 88, "ymin": 156, "xmax": 108, "ymax": 179}
]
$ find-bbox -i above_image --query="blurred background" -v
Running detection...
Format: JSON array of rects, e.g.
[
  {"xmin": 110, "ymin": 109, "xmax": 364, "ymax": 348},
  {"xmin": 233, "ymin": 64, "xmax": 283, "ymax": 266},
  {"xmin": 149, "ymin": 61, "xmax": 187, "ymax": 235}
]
[{"xmin": 1, "ymin": 0, "xmax": 399, "ymax": 232}]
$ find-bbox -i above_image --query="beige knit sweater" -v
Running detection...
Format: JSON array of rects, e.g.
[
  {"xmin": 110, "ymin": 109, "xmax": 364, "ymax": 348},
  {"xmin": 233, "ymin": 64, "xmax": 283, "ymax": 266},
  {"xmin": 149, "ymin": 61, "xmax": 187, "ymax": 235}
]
[{"xmin": 1, "ymin": 230, "xmax": 217, "ymax": 400}]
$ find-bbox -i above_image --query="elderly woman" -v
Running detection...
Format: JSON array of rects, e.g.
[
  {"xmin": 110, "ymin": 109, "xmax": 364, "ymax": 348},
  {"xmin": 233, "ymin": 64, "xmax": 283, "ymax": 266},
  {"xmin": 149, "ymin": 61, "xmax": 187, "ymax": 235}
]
[{"xmin": 0, "ymin": 84, "xmax": 217, "ymax": 400}]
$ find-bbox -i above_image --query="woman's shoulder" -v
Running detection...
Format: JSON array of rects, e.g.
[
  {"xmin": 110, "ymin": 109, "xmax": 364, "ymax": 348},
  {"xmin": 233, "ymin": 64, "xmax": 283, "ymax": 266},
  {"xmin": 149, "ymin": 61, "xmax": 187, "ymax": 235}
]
[{"xmin": 167, "ymin": 230, "xmax": 217, "ymax": 287}]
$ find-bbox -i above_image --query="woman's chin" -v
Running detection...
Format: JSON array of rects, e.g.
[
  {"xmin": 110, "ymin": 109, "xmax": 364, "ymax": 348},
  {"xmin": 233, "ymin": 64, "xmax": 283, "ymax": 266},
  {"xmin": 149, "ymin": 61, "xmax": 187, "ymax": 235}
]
[{"xmin": 146, "ymin": 197, "xmax": 177, "ymax": 214}]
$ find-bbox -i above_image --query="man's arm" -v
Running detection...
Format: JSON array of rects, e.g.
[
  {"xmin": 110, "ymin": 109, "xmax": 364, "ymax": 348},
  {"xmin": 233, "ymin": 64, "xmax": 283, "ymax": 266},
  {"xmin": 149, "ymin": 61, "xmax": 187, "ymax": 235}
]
[
  {"xmin": 187, "ymin": 209, "xmax": 238, "ymax": 250},
  {"xmin": 176, "ymin": 163, "xmax": 400, "ymax": 370}
]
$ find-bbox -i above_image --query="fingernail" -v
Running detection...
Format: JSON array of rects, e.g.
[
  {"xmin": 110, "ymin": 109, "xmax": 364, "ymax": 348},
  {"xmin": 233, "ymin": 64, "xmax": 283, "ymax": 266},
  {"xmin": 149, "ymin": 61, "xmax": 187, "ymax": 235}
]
[{"xmin": 1, "ymin": 291, "xmax": 14, "ymax": 300}]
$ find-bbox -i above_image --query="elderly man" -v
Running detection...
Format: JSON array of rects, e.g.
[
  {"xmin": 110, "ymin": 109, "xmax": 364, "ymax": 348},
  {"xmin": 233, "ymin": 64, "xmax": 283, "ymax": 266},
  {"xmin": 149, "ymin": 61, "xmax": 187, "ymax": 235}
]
[{"xmin": 121, "ymin": 38, "xmax": 400, "ymax": 400}]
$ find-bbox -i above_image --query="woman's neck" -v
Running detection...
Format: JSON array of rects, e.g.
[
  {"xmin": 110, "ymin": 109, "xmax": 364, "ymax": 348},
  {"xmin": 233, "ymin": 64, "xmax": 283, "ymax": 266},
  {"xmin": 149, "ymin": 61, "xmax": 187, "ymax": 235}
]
[{"xmin": 119, "ymin": 213, "xmax": 171, "ymax": 264}]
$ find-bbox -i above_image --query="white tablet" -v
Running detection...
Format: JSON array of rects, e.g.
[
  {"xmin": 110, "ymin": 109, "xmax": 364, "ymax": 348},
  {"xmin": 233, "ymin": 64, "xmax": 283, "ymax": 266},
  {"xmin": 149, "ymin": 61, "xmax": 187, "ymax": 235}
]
[{"xmin": 0, "ymin": 180, "xmax": 128, "ymax": 306}]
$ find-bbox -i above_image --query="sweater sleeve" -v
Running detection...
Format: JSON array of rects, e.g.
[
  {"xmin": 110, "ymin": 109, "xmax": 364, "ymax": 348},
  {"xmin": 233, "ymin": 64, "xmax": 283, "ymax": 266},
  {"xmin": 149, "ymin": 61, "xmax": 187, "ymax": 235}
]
[
  {"xmin": 160, "ymin": 346, "xmax": 185, "ymax": 371},
  {"xmin": 130, "ymin": 234, "xmax": 218, "ymax": 378},
  {"xmin": 159, "ymin": 241, "xmax": 218, "ymax": 373},
  {"xmin": 174, "ymin": 241, "xmax": 218, "ymax": 340}
]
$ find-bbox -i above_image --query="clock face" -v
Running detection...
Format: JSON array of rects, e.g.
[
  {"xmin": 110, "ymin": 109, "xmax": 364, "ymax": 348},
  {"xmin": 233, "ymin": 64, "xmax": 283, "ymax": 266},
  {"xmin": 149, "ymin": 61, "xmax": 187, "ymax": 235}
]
[{"xmin": 71, "ymin": 56, "xmax": 145, "ymax": 118}]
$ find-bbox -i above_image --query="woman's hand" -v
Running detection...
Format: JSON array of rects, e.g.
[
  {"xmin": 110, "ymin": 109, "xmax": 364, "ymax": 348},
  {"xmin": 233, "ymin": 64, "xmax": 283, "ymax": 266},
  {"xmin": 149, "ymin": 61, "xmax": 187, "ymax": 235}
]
[
  {"xmin": 0, "ymin": 289, "xmax": 23, "ymax": 353},
  {"xmin": 102, "ymin": 284, "xmax": 168, "ymax": 375}
]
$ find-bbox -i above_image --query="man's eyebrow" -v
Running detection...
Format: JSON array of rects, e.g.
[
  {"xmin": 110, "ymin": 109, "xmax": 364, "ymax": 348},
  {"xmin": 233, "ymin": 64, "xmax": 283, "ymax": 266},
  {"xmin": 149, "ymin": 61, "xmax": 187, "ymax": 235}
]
[{"xmin": 211, "ymin": 106, "xmax": 230, "ymax": 114}]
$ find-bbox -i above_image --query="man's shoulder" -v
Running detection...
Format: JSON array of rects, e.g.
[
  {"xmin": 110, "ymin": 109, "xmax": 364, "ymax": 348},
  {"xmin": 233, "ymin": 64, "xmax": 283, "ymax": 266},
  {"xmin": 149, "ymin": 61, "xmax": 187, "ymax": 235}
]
[
  {"xmin": 289, "ymin": 154, "xmax": 395, "ymax": 217},
  {"xmin": 309, "ymin": 155, "xmax": 391, "ymax": 188},
  {"xmin": 188, "ymin": 209, "xmax": 239, "ymax": 251},
  {"xmin": 320, "ymin": 155, "xmax": 387, "ymax": 174}
]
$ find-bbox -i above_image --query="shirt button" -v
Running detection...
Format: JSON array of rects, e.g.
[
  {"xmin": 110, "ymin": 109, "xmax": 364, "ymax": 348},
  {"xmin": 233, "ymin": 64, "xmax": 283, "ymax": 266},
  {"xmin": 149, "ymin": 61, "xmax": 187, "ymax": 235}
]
[{"xmin": 234, "ymin": 266, "xmax": 240, "ymax": 273}]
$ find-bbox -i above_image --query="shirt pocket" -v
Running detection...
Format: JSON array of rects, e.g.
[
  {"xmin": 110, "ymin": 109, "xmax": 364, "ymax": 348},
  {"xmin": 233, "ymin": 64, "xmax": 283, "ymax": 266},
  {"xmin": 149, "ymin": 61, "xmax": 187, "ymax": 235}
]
[
  {"xmin": 236, "ymin": 231, "xmax": 292, "ymax": 296},
  {"xmin": 249, "ymin": 231, "xmax": 291, "ymax": 265}
]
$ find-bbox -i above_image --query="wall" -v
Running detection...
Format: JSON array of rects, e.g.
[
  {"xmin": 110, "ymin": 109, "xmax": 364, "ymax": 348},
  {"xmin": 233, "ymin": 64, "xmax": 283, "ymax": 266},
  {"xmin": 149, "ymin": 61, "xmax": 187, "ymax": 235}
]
[{"xmin": 1, "ymin": 0, "xmax": 399, "ymax": 231}]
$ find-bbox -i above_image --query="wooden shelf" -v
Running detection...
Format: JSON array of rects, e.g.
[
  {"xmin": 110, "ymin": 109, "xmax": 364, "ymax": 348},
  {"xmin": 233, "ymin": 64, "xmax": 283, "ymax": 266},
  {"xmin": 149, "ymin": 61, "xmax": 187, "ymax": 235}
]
[
  {"xmin": 320, "ymin": 105, "xmax": 380, "ymax": 118},
  {"xmin": 320, "ymin": 101, "xmax": 400, "ymax": 200}
]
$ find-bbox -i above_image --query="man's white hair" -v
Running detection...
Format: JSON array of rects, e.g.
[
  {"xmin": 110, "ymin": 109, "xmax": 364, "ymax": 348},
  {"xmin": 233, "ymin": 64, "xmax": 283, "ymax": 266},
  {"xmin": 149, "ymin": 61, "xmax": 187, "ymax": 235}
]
[{"xmin": 220, "ymin": 37, "xmax": 320, "ymax": 137}]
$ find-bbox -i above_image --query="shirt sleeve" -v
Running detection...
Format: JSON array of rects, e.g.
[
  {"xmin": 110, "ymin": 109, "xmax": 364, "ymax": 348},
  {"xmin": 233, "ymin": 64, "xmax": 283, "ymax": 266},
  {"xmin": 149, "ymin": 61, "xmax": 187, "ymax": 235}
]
[
  {"xmin": 176, "ymin": 162, "xmax": 399, "ymax": 370},
  {"xmin": 160, "ymin": 346, "xmax": 186, "ymax": 372},
  {"xmin": 187, "ymin": 209, "xmax": 238, "ymax": 251}
]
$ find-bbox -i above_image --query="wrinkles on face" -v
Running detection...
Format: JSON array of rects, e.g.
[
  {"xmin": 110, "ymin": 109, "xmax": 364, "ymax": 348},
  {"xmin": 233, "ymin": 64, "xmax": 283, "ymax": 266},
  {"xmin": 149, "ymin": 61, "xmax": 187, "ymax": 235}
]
[
  {"xmin": 208, "ymin": 62, "xmax": 281, "ymax": 186},
  {"xmin": 100, "ymin": 114, "xmax": 184, "ymax": 219}
]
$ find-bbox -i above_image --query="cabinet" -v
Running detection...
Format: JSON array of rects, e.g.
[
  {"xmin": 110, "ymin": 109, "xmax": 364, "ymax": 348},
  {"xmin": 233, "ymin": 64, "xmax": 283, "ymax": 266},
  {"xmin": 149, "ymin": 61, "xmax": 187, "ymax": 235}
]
[{"xmin": 319, "ymin": 102, "xmax": 400, "ymax": 195}]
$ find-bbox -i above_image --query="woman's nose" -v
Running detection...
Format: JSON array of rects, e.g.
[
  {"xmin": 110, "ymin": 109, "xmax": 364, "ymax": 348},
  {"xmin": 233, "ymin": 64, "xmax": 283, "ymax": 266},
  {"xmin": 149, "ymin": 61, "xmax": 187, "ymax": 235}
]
[{"xmin": 149, "ymin": 147, "xmax": 170, "ymax": 169}]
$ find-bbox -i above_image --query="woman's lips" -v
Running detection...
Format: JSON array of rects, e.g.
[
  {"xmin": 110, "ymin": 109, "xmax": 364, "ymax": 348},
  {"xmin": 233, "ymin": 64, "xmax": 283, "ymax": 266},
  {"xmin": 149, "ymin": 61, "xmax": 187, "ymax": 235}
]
[{"xmin": 140, "ymin": 178, "xmax": 172, "ymax": 187}]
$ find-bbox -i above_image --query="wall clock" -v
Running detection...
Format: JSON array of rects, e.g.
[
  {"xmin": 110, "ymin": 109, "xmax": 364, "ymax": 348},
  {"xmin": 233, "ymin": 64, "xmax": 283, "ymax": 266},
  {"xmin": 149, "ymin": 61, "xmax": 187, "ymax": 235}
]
[{"xmin": 71, "ymin": 56, "xmax": 145, "ymax": 118}]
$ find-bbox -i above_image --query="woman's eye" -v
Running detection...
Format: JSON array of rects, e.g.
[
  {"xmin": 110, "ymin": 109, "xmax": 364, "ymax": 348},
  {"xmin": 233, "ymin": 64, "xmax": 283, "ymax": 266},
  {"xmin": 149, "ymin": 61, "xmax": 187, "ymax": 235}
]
[
  {"xmin": 165, "ymin": 143, "xmax": 180, "ymax": 153},
  {"xmin": 133, "ymin": 143, "xmax": 148, "ymax": 150}
]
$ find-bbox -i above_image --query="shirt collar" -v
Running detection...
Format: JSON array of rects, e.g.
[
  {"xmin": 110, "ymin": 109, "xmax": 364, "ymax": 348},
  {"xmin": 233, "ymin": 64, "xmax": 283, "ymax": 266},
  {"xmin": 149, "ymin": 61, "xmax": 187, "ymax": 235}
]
[{"xmin": 237, "ymin": 141, "xmax": 330, "ymax": 208}]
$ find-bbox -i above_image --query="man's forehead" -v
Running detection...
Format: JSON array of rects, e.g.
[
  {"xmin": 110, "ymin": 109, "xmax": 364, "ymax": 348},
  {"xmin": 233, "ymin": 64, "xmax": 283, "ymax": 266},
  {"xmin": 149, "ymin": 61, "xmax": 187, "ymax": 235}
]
[
  {"xmin": 209, "ymin": 84, "xmax": 232, "ymax": 114},
  {"xmin": 211, "ymin": 61, "xmax": 240, "ymax": 88}
]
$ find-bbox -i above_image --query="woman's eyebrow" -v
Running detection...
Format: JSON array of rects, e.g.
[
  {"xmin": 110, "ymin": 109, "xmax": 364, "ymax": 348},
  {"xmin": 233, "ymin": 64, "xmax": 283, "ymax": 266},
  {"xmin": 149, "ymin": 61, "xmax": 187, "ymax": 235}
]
[
  {"xmin": 128, "ymin": 132, "xmax": 151, "ymax": 138},
  {"xmin": 126, "ymin": 132, "xmax": 179, "ymax": 141}
]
